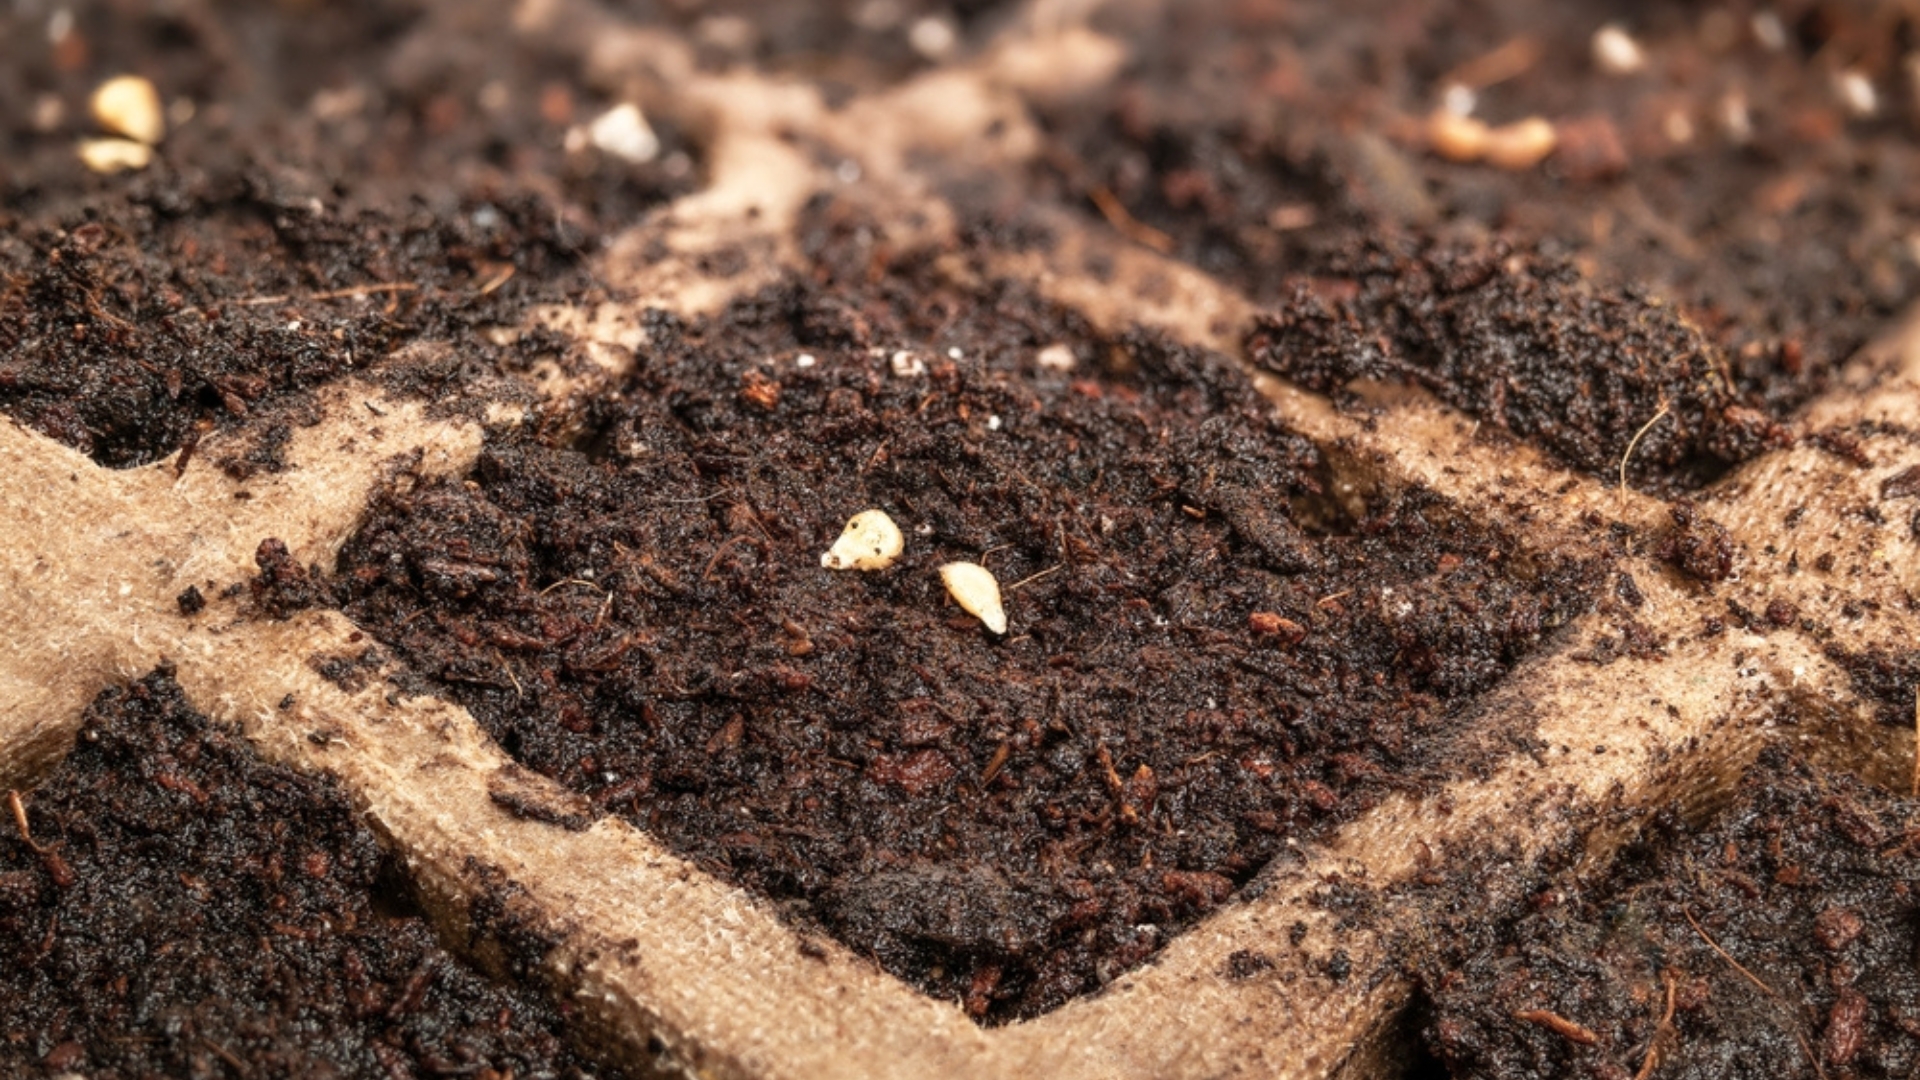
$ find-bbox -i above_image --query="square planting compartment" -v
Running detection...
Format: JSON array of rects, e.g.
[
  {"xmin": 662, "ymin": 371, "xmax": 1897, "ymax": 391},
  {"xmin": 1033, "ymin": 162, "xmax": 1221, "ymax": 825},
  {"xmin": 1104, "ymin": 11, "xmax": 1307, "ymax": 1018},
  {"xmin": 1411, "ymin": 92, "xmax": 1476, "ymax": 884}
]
[
  {"xmin": 6, "ymin": 2, "xmax": 1920, "ymax": 1078},
  {"xmin": 333, "ymin": 273, "xmax": 1602, "ymax": 1025},
  {"xmin": 1, "ymin": 671, "xmax": 614, "ymax": 1079}
]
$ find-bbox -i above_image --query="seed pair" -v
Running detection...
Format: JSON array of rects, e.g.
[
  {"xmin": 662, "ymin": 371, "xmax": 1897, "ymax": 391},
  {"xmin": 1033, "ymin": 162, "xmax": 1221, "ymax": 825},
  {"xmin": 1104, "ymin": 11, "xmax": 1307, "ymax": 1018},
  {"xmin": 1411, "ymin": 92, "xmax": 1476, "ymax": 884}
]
[
  {"xmin": 81, "ymin": 76, "xmax": 166, "ymax": 173},
  {"xmin": 820, "ymin": 510, "xmax": 1007, "ymax": 634}
]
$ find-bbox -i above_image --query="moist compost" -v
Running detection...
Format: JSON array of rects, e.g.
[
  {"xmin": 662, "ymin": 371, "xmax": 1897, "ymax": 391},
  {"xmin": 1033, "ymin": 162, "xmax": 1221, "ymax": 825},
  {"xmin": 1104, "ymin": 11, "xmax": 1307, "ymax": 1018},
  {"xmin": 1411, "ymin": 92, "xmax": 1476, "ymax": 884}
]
[
  {"xmin": 1030, "ymin": 0, "xmax": 1920, "ymax": 457},
  {"xmin": 0, "ymin": 0, "xmax": 698, "ymax": 470},
  {"xmin": 1247, "ymin": 241, "xmax": 1792, "ymax": 492},
  {"xmin": 6, "ymin": 0, "xmax": 1920, "ymax": 1066},
  {"xmin": 336, "ymin": 254, "xmax": 1605, "ymax": 1022},
  {"xmin": 1421, "ymin": 747, "xmax": 1920, "ymax": 1080},
  {"xmin": 0, "ymin": 669, "xmax": 624, "ymax": 1080},
  {"xmin": 0, "ymin": 191, "xmax": 611, "ymax": 470},
  {"xmin": 9, "ymin": 0, "xmax": 1918, "ymax": 485}
]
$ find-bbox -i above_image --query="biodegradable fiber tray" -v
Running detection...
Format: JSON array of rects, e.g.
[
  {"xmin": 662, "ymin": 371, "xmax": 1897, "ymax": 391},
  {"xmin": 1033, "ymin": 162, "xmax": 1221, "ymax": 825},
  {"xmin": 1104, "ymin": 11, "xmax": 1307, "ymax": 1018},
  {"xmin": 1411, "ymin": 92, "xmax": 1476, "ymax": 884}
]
[{"xmin": 5, "ymin": 2, "xmax": 1920, "ymax": 1077}]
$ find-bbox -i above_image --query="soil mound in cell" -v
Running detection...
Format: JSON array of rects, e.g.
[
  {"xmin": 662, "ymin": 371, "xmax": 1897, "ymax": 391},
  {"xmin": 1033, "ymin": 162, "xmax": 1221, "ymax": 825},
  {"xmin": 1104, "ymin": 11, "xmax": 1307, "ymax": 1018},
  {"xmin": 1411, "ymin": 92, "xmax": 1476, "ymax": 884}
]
[
  {"xmin": 1249, "ymin": 242, "xmax": 1793, "ymax": 492},
  {"xmin": 339, "ymin": 262, "xmax": 1608, "ymax": 1022}
]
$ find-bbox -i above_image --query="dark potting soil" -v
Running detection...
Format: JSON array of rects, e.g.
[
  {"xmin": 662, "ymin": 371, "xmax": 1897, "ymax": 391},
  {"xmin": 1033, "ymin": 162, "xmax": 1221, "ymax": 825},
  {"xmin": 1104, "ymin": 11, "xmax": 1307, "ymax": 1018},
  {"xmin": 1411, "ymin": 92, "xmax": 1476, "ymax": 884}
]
[
  {"xmin": 1247, "ymin": 241, "xmax": 1793, "ymax": 492},
  {"xmin": 0, "ymin": 669, "xmax": 624, "ymax": 1080},
  {"xmin": 335, "ymin": 249, "xmax": 1606, "ymax": 1022},
  {"xmin": 1023, "ymin": 0, "xmax": 1920, "ymax": 488},
  {"xmin": 0, "ymin": 195, "xmax": 611, "ymax": 471},
  {"xmin": 7, "ymin": 0, "xmax": 1920, "ymax": 1060},
  {"xmin": 0, "ymin": 0, "xmax": 698, "ymax": 471},
  {"xmin": 1421, "ymin": 747, "xmax": 1920, "ymax": 1080}
]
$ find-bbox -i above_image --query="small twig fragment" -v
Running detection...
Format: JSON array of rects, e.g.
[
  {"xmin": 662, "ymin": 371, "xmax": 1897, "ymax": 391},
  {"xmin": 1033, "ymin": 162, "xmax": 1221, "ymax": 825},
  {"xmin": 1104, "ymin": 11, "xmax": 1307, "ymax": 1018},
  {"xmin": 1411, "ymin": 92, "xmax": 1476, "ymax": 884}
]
[
  {"xmin": 476, "ymin": 264, "xmax": 517, "ymax": 296},
  {"xmin": 1514, "ymin": 1008, "xmax": 1600, "ymax": 1045},
  {"xmin": 980, "ymin": 741, "xmax": 1011, "ymax": 785},
  {"xmin": 309, "ymin": 282, "xmax": 420, "ymax": 302},
  {"xmin": 1682, "ymin": 906, "xmax": 1778, "ymax": 1001},
  {"xmin": 9, "ymin": 789, "xmax": 74, "ymax": 887},
  {"xmin": 1684, "ymin": 905, "xmax": 1826, "ymax": 1079},
  {"xmin": 1089, "ymin": 186, "xmax": 1174, "ymax": 253},
  {"xmin": 1442, "ymin": 36, "xmax": 1543, "ymax": 90},
  {"xmin": 8, "ymin": 789, "xmax": 39, "ymax": 850},
  {"xmin": 231, "ymin": 281, "xmax": 419, "ymax": 307},
  {"xmin": 1619, "ymin": 401, "xmax": 1671, "ymax": 495},
  {"xmin": 1005, "ymin": 564, "xmax": 1062, "ymax": 592},
  {"xmin": 1634, "ymin": 969, "xmax": 1679, "ymax": 1080}
]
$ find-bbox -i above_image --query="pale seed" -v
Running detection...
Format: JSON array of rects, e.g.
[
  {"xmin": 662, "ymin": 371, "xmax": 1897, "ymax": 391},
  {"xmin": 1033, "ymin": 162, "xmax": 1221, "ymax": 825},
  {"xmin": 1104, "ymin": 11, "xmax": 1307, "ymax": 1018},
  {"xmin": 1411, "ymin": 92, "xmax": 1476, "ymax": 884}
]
[
  {"xmin": 1035, "ymin": 343, "xmax": 1076, "ymax": 371},
  {"xmin": 77, "ymin": 138, "xmax": 153, "ymax": 174},
  {"xmin": 821, "ymin": 510, "xmax": 905, "ymax": 571},
  {"xmin": 1483, "ymin": 117, "xmax": 1558, "ymax": 170},
  {"xmin": 940, "ymin": 562, "xmax": 1007, "ymax": 634},
  {"xmin": 91, "ymin": 75, "xmax": 165, "ymax": 145},
  {"xmin": 588, "ymin": 103, "xmax": 660, "ymax": 164},
  {"xmin": 1427, "ymin": 111, "xmax": 1490, "ymax": 162},
  {"xmin": 1591, "ymin": 25, "xmax": 1645, "ymax": 76}
]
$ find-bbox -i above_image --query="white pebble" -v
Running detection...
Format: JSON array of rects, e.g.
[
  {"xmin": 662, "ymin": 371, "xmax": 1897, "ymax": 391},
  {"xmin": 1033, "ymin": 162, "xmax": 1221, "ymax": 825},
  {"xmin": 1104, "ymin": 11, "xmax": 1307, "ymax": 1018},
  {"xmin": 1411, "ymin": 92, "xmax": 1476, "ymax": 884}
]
[
  {"xmin": 795, "ymin": 352, "xmax": 817, "ymax": 368},
  {"xmin": 1719, "ymin": 90, "xmax": 1753, "ymax": 143},
  {"xmin": 947, "ymin": 346, "xmax": 964, "ymax": 360},
  {"xmin": 589, "ymin": 103, "xmax": 660, "ymax": 164},
  {"xmin": 908, "ymin": 16, "xmax": 956, "ymax": 60},
  {"xmin": 1036, "ymin": 343, "xmax": 1076, "ymax": 371},
  {"xmin": 940, "ymin": 562, "xmax": 1007, "ymax": 634},
  {"xmin": 91, "ymin": 75, "xmax": 166, "ymax": 145},
  {"xmin": 987, "ymin": 414, "xmax": 1002, "ymax": 431},
  {"xmin": 1591, "ymin": 24, "xmax": 1646, "ymax": 76},
  {"xmin": 890, "ymin": 350, "xmax": 926, "ymax": 377},
  {"xmin": 821, "ymin": 510, "xmax": 905, "ymax": 571},
  {"xmin": 311, "ymin": 85, "xmax": 368, "ymax": 122},
  {"xmin": 1836, "ymin": 69, "xmax": 1877, "ymax": 117},
  {"xmin": 1439, "ymin": 83, "xmax": 1477, "ymax": 117},
  {"xmin": 77, "ymin": 137, "xmax": 153, "ymax": 174}
]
